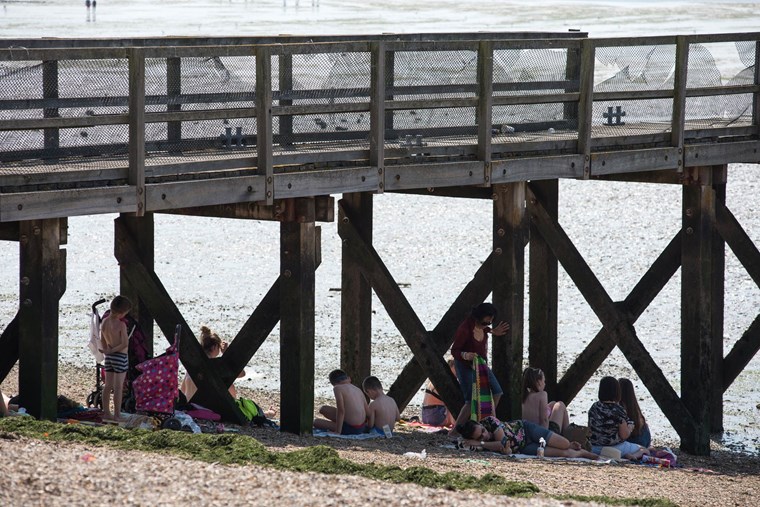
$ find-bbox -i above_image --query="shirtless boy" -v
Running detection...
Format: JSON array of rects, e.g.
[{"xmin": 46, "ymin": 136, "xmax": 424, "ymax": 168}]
[
  {"xmin": 362, "ymin": 376, "xmax": 400, "ymax": 435},
  {"xmin": 99, "ymin": 295, "xmax": 132, "ymax": 421},
  {"xmin": 313, "ymin": 369, "xmax": 369, "ymax": 435}
]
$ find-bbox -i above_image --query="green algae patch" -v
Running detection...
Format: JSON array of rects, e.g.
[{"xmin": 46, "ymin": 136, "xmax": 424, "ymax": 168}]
[
  {"xmin": 0, "ymin": 417, "xmax": 537, "ymax": 497},
  {"xmin": 557, "ymin": 495, "xmax": 678, "ymax": 507}
]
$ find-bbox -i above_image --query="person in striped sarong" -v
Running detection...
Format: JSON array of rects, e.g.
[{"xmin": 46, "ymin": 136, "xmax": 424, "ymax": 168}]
[{"xmin": 450, "ymin": 303, "xmax": 509, "ymax": 434}]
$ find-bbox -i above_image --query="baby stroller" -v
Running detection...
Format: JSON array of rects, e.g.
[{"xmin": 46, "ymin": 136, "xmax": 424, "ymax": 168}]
[
  {"xmin": 131, "ymin": 324, "xmax": 184, "ymax": 429},
  {"xmin": 86, "ymin": 298, "xmax": 151, "ymax": 412}
]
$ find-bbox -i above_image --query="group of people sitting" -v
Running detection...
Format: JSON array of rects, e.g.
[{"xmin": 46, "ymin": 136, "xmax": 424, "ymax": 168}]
[
  {"xmin": 422, "ymin": 302, "xmax": 655, "ymax": 460},
  {"xmin": 313, "ymin": 370, "xmax": 401, "ymax": 436}
]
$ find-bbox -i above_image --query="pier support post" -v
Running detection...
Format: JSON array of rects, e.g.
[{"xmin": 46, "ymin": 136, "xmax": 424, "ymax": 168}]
[
  {"xmin": 118, "ymin": 212, "xmax": 155, "ymax": 357},
  {"xmin": 18, "ymin": 218, "xmax": 66, "ymax": 420},
  {"xmin": 340, "ymin": 192, "xmax": 373, "ymax": 386},
  {"xmin": 280, "ymin": 198, "xmax": 317, "ymax": 434},
  {"xmin": 528, "ymin": 179, "xmax": 559, "ymax": 394},
  {"xmin": 681, "ymin": 166, "xmax": 723, "ymax": 454},
  {"xmin": 492, "ymin": 183, "xmax": 526, "ymax": 421}
]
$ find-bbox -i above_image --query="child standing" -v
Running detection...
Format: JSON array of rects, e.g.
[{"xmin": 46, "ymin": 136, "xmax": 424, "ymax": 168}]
[
  {"xmin": 521, "ymin": 366, "xmax": 569, "ymax": 434},
  {"xmin": 313, "ymin": 369, "xmax": 369, "ymax": 435},
  {"xmin": 362, "ymin": 376, "xmax": 400, "ymax": 435},
  {"xmin": 99, "ymin": 295, "xmax": 132, "ymax": 421}
]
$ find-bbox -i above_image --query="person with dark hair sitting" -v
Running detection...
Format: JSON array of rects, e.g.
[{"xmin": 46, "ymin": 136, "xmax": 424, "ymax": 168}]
[
  {"xmin": 618, "ymin": 377, "xmax": 652, "ymax": 448},
  {"xmin": 457, "ymin": 416, "xmax": 599, "ymax": 459},
  {"xmin": 588, "ymin": 376, "xmax": 649, "ymax": 460}
]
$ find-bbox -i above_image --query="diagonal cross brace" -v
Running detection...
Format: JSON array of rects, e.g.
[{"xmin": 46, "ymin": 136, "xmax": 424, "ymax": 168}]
[
  {"xmin": 337, "ymin": 200, "xmax": 464, "ymax": 413},
  {"xmin": 554, "ymin": 231, "xmax": 682, "ymax": 403},
  {"xmin": 527, "ymin": 185, "xmax": 697, "ymax": 438},
  {"xmin": 387, "ymin": 254, "xmax": 494, "ymax": 410},
  {"xmin": 114, "ymin": 217, "xmax": 247, "ymax": 424},
  {"xmin": 715, "ymin": 203, "xmax": 760, "ymax": 390}
]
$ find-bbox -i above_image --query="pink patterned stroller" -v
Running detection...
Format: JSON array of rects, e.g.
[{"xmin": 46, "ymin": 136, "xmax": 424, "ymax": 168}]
[{"xmin": 131, "ymin": 324, "xmax": 182, "ymax": 428}]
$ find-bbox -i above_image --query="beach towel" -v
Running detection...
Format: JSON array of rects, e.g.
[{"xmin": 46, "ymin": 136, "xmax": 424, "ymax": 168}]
[
  {"xmin": 471, "ymin": 355, "xmax": 493, "ymax": 421},
  {"xmin": 313, "ymin": 428, "xmax": 385, "ymax": 440}
]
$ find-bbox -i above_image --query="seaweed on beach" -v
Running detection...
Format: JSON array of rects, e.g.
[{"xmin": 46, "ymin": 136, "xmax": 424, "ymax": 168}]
[{"xmin": 0, "ymin": 417, "xmax": 538, "ymax": 497}]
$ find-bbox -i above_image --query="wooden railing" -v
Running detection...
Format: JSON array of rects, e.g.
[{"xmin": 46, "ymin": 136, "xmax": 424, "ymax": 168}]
[{"xmin": 0, "ymin": 32, "xmax": 758, "ymax": 221}]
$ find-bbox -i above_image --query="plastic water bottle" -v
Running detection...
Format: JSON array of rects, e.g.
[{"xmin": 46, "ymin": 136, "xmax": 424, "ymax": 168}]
[
  {"xmin": 537, "ymin": 437, "xmax": 546, "ymax": 458},
  {"xmin": 382, "ymin": 424, "xmax": 392, "ymax": 438}
]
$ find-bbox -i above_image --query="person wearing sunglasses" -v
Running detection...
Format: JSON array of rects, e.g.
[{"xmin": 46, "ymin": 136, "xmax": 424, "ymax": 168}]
[{"xmin": 450, "ymin": 302, "xmax": 509, "ymax": 434}]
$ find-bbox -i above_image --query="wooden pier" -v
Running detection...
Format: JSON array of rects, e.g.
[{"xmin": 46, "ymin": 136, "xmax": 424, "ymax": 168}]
[{"xmin": 1, "ymin": 31, "xmax": 760, "ymax": 454}]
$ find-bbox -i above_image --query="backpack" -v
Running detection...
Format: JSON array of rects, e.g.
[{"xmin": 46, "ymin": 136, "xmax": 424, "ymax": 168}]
[{"xmin": 236, "ymin": 397, "xmax": 272, "ymax": 427}]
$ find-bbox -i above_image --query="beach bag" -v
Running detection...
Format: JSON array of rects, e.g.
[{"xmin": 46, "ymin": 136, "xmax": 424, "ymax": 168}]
[
  {"xmin": 562, "ymin": 422, "xmax": 591, "ymax": 451},
  {"xmin": 237, "ymin": 397, "xmax": 272, "ymax": 427}
]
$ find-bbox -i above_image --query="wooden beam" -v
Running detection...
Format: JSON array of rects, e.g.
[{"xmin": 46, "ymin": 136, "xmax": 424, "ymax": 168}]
[
  {"xmin": 527, "ymin": 187, "xmax": 699, "ymax": 444},
  {"xmin": 42, "ymin": 60, "xmax": 59, "ymax": 163},
  {"xmin": 477, "ymin": 41, "xmax": 494, "ymax": 166},
  {"xmin": 370, "ymin": 41, "xmax": 386, "ymax": 194},
  {"xmin": 528, "ymin": 180, "xmax": 559, "ymax": 391},
  {"xmin": 113, "ymin": 217, "xmax": 247, "ymax": 424},
  {"xmin": 492, "ymin": 183, "xmax": 526, "ymax": 420},
  {"xmin": 167, "ymin": 57, "xmax": 182, "ymax": 153},
  {"xmin": 256, "ymin": 46, "xmax": 274, "ymax": 205},
  {"xmin": 128, "ymin": 48, "xmax": 146, "ymax": 216},
  {"xmin": 387, "ymin": 254, "xmax": 494, "ymax": 411},
  {"xmin": 554, "ymin": 231, "xmax": 682, "ymax": 403},
  {"xmin": 680, "ymin": 175, "xmax": 717, "ymax": 454},
  {"xmin": 710, "ymin": 177, "xmax": 726, "ymax": 432},
  {"xmin": 340, "ymin": 192, "xmax": 373, "ymax": 386},
  {"xmin": 0, "ymin": 221, "xmax": 19, "ymax": 241},
  {"xmin": 18, "ymin": 219, "xmax": 65, "ymax": 420},
  {"xmin": 337, "ymin": 200, "xmax": 463, "ymax": 415},
  {"xmin": 576, "ymin": 39, "xmax": 595, "ymax": 179},
  {"xmin": 390, "ymin": 186, "xmax": 493, "ymax": 200},
  {"xmin": 279, "ymin": 198, "xmax": 316, "ymax": 435},
  {"xmin": 0, "ymin": 314, "xmax": 19, "ymax": 383},
  {"xmin": 118, "ymin": 213, "xmax": 155, "ymax": 359},
  {"xmin": 163, "ymin": 196, "xmax": 334, "ymax": 223},
  {"xmin": 715, "ymin": 202, "xmax": 760, "ymax": 288},
  {"xmin": 723, "ymin": 313, "xmax": 760, "ymax": 391}
]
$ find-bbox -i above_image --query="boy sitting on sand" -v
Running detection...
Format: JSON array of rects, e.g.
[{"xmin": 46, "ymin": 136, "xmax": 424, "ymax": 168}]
[
  {"xmin": 313, "ymin": 369, "xmax": 369, "ymax": 435},
  {"xmin": 362, "ymin": 376, "xmax": 400, "ymax": 435}
]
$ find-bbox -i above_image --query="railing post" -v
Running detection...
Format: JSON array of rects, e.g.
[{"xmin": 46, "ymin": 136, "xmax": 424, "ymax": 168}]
[
  {"xmin": 753, "ymin": 40, "xmax": 760, "ymax": 130},
  {"xmin": 563, "ymin": 40, "xmax": 582, "ymax": 126},
  {"xmin": 279, "ymin": 54, "xmax": 293, "ymax": 146},
  {"xmin": 384, "ymin": 51, "xmax": 395, "ymax": 135},
  {"xmin": 256, "ymin": 46, "xmax": 274, "ymax": 205},
  {"xmin": 576, "ymin": 39, "xmax": 595, "ymax": 179},
  {"xmin": 672, "ymin": 36, "xmax": 689, "ymax": 172},
  {"xmin": 42, "ymin": 60, "xmax": 59, "ymax": 163},
  {"xmin": 477, "ymin": 40, "xmax": 494, "ymax": 182},
  {"xmin": 167, "ymin": 56, "xmax": 182, "ymax": 154},
  {"xmin": 370, "ymin": 41, "xmax": 386, "ymax": 194},
  {"xmin": 128, "ymin": 48, "xmax": 146, "ymax": 216}
]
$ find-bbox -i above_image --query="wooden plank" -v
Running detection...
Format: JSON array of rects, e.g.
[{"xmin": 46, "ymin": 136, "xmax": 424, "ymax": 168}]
[
  {"xmin": 685, "ymin": 125, "xmax": 758, "ymax": 141},
  {"xmin": 113, "ymin": 217, "xmax": 247, "ymax": 424},
  {"xmin": 117, "ymin": 213, "xmax": 155, "ymax": 359},
  {"xmin": 689, "ymin": 32, "xmax": 760, "ymax": 44},
  {"xmin": 554, "ymin": 231, "xmax": 682, "ymax": 403},
  {"xmin": 279, "ymin": 199, "xmax": 316, "ymax": 435},
  {"xmin": 0, "ymin": 221, "xmax": 19, "ymax": 241},
  {"xmin": 256, "ymin": 46, "xmax": 274, "ymax": 205},
  {"xmin": 576, "ymin": 40, "xmax": 595, "ymax": 179},
  {"xmin": 754, "ymin": 40, "xmax": 760, "ymax": 127},
  {"xmin": 42, "ymin": 60, "xmax": 59, "ymax": 161},
  {"xmin": 491, "ymin": 92, "xmax": 579, "ymax": 107},
  {"xmin": 0, "ymin": 314, "xmax": 20, "ymax": 383},
  {"xmin": 18, "ymin": 219, "xmax": 64, "ymax": 420},
  {"xmin": 370, "ymin": 42, "xmax": 386, "ymax": 194},
  {"xmin": 383, "ymin": 161, "xmax": 485, "ymax": 191},
  {"xmin": 144, "ymin": 176, "xmax": 266, "ymax": 211},
  {"xmin": 670, "ymin": 36, "xmax": 689, "ymax": 161},
  {"xmin": 492, "ymin": 39, "xmax": 583, "ymax": 51},
  {"xmin": 723, "ymin": 313, "xmax": 760, "ymax": 392},
  {"xmin": 491, "ymin": 155, "xmax": 584, "ymax": 182},
  {"xmin": 592, "ymin": 90, "xmax": 674, "ymax": 102},
  {"xmin": 0, "ymin": 47, "xmax": 128, "ymax": 61},
  {"xmin": 590, "ymin": 147, "xmax": 680, "ymax": 176},
  {"xmin": 337, "ymin": 200, "xmax": 463, "ymax": 414},
  {"xmin": 685, "ymin": 84, "xmax": 760, "ymax": 97},
  {"xmin": 680, "ymin": 178, "xmax": 717, "ymax": 454},
  {"xmin": 592, "ymin": 169, "xmax": 684, "ymax": 185},
  {"xmin": 385, "ymin": 98, "xmax": 478, "ymax": 110},
  {"xmin": 146, "ymin": 108, "xmax": 256, "ymax": 123},
  {"xmin": 128, "ymin": 48, "xmax": 146, "ymax": 216},
  {"xmin": 527, "ymin": 186, "xmax": 699, "ymax": 442},
  {"xmin": 685, "ymin": 141, "xmax": 760, "ymax": 166},
  {"xmin": 278, "ymin": 54, "xmax": 294, "ymax": 144},
  {"xmin": 390, "ymin": 186, "xmax": 492, "ymax": 199},
  {"xmin": 711, "ymin": 177, "xmax": 726, "ymax": 432},
  {"xmin": 340, "ymin": 193, "xmax": 373, "ymax": 387},
  {"xmin": 163, "ymin": 196, "xmax": 334, "ymax": 222},
  {"xmin": 0, "ymin": 187, "xmax": 138, "ymax": 221},
  {"xmin": 167, "ymin": 57, "xmax": 182, "ymax": 153},
  {"xmin": 383, "ymin": 40, "xmax": 479, "ymax": 52},
  {"xmin": 477, "ymin": 41, "xmax": 494, "ymax": 167},
  {"xmin": 387, "ymin": 254, "xmax": 494, "ymax": 411},
  {"xmin": 0, "ymin": 114, "xmax": 129, "ymax": 131},
  {"xmin": 590, "ymin": 35, "xmax": 678, "ymax": 47},
  {"xmin": 528, "ymin": 180, "xmax": 558, "ymax": 391},
  {"xmin": 272, "ymin": 102, "xmax": 369, "ymax": 116},
  {"xmin": 492, "ymin": 183, "xmax": 526, "ymax": 420},
  {"xmin": 274, "ymin": 167, "xmax": 379, "ymax": 198}
]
